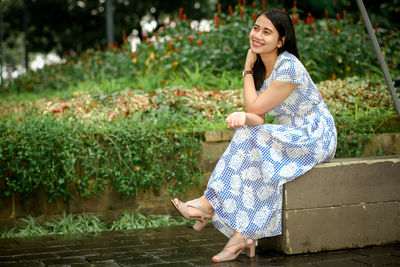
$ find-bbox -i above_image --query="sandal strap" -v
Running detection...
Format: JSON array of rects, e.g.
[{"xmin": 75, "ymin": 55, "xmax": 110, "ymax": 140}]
[{"xmin": 186, "ymin": 199, "xmax": 212, "ymax": 217}]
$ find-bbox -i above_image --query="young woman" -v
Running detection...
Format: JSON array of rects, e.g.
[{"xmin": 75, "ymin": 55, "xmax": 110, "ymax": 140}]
[{"xmin": 171, "ymin": 8, "xmax": 337, "ymax": 263}]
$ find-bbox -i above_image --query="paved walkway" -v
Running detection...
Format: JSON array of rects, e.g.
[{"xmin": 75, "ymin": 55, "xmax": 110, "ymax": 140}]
[{"xmin": 0, "ymin": 225, "xmax": 399, "ymax": 266}]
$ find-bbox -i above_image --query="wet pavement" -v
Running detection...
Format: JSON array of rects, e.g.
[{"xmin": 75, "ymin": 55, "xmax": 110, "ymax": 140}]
[{"xmin": 0, "ymin": 225, "xmax": 399, "ymax": 266}]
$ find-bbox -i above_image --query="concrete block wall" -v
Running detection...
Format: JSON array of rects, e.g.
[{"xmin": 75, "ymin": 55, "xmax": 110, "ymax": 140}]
[{"xmin": 259, "ymin": 156, "xmax": 400, "ymax": 254}]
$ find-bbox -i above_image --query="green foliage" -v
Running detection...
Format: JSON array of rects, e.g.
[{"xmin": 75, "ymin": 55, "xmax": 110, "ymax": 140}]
[
  {"xmin": 2, "ymin": 4, "xmax": 399, "ymax": 94},
  {"xmin": 317, "ymin": 76, "xmax": 400, "ymax": 157},
  {"xmin": 0, "ymin": 211, "xmax": 187, "ymax": 239},
  {"xmin": 44, "ymin": 212, "xmax": 107, "ymax": 235},
  {"xmin": 0, "ymin": 113, "xmax": 202, "ymax": 202},
  {"xmin": 111, "ymin": 211, "xmax": 188, "ymax": 231}
]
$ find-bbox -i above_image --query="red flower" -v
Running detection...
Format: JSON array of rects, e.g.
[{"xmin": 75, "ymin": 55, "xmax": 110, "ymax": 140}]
[
  {"xmin": 334, "ymin": 28, "xmax": 337, "ymax": 36},
  {"xmin": 242, "ymin": 0, "xmax": 246, "ymax": 7},
  {"xmin": 214, "ymin": 15, "xmax": 220, "ymax": 26},
  {"xmin": 390, "ymin": 33, "xmax": 394, "ymax": 39},
  {"xmin": 179, "ymin": 7, "xmax": 183, "ymax": 20},
  {"xmin": 183, "ymin": 14, "xmax": 187, "ymax": 20},
  {"xmin": 262, "ymin": 0, "xmax": 266, "ymax": 9},
  {"xmin": 229, "ymin": 5, "xmax": 233, "ymax": 16},
  {"xmin": 325, "ymin": 9, "xmax": 328, "ymax": 19},
  {"xmin": 360, "ymin": 15, "xmax": 363, "ymax": 21},
  {"xmin": 382, "ymin": 41, "xmax": 386, "ymax": 47},
  {"xmin": 336, "ymin": 13, "xmax": 340, "ymax": 20},
  {"xmin": 253, "ymin": 1, "xmax": 256, "ymax": 9},
  {"xmin": 282, "ymin": 8, "xmax": 286, "ymax": 13},
  {"xmin": 122, "ymin": 29, "xmax": 127, "ymax": 43},
  {"xmin": 226, "ymin": 46, "xmax": 230, "ymax": 51},
  {"xmin": 253, "ymin": 13, "xmax": 257, "ymax": 21},
  {"xmin": 343, "ymin": 9, "xmax": 347, "ymax": 20},
  {"xmin": 217, "ymin": 3, "xmax": 221, "ymax": 13},
  {"xmin": 292, "ymin": 14, "xmax": 299, "ymax": 25},
  {"xmin": 375, "ymin": 23, "xmax": 379, "ymax": 35},
  {"xmin": 350, "ymin": 18, "xmax": 354, "ymax": 24},
  {"xmin": 190, "ymin": 35, "xmax": 194, "ymax": 44},
  {"xmin": 240, "ymin": 7, "xmax": 244, "ymax": 19},
  {"xmin": 329, "ymin": 23, "xmax": 333, "ymax": 31},
  {"xmin": 198, "ymin": 40, "xmax": 202, "ymax": 47},
  {"xmin": 311, "ymin": 25, "xmax": 315, "ymax": 35},
  {"xmin": 306, "ymin": 13, "xmax": 314, "ymax": 24}
]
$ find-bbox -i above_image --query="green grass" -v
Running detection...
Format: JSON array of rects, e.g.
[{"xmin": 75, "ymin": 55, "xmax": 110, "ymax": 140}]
[{"xmin": 0, "ymin": 211, "xmax": 190, "ymax": 239}]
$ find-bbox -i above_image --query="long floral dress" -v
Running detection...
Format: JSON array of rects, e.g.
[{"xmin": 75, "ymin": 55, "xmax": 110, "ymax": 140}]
[{"xmin": 204, "ymin": 51, "xmax": 337, "ymax": 240}]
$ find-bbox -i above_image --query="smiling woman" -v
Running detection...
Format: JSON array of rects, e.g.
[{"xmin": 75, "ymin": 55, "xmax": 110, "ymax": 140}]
[{"xmin": 170, "ymin": 8, "xmax": 337, "ymax": 263}]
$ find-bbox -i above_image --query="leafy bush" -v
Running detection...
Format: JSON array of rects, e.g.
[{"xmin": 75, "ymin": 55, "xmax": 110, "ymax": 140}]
[{"xmin": 0, "ymin": 113, "xmax": 202, "ymax": 202}]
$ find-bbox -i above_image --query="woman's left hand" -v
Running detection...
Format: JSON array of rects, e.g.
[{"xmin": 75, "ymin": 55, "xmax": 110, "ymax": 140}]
[{"xmin": 226, "ymin": 112, "xmax": 246, "ymax": 129}]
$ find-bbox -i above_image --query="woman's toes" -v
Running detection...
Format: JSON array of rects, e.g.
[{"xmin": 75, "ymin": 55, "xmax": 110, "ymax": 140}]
[
  {"xmin": 211, "ymin": 255, "xmax": 220, "ymax": 262},
  {"xmin": 173, "ymin": 198, "xmax": 180, "ymax": 206}
]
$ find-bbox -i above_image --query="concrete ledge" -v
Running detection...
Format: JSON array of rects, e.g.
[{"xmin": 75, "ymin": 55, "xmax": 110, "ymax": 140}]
[{"xmin": 259, "ymin": 156, "xmax": 400, "ymax": 254}]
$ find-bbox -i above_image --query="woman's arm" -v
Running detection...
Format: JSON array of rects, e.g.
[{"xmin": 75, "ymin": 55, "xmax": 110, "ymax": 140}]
[
  {"xmin": 226, "ymin": 112, "xmax": 265, "ymax": 129},
  {"xmin": 243, "ymin": 49, "xmax": 298, "ymax": 115},
  {"xmin": 244, "ymin": 78, "xmax": 298, "ymax": 115}
]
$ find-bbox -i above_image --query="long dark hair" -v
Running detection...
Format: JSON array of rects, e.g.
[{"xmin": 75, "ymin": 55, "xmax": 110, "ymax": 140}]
[{"xmin": 252, "ymin": 9, "xmax": 300, "ymax": 91}]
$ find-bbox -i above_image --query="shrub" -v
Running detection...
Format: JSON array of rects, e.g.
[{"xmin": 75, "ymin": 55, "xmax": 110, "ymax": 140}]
[{"xmin": 0, "ymin": 114, "xmax": 202, "ymax": 202}]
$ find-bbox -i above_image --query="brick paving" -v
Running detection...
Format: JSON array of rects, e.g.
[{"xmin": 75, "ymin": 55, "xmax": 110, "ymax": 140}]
[{"xmin": 0, "ymin": 225, "xmax": 399, "ymax": 266}]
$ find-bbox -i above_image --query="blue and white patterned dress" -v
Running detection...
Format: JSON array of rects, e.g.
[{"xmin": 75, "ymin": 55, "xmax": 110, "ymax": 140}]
[{"xmin": 204, "ymin": 51, "xmax": 337, "ymax": 240}]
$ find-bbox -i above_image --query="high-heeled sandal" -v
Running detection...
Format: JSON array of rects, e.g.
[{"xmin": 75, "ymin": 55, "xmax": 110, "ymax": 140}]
[
  {"xmin": 212, "ymin": 236, "xmax": 256, "ymax": 263},
  {"xmin": 170, "ymin": 198, "xmax": 213, "ymax": 231}
]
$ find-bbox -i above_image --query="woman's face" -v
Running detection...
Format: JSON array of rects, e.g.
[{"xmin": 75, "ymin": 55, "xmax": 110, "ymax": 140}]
[{"xmin": 249, "ymin": 15, "xmax": 283, "ymax": 56}]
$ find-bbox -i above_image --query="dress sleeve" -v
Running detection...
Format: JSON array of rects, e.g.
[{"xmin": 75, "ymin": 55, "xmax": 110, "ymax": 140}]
[{"xmin": 273, "ymin": 54, "xmax": 305, "ymax": 84}]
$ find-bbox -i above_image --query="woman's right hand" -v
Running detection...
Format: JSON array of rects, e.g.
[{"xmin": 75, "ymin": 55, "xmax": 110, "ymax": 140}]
[
  {"xmin": 226, "ymin": 112, "xmax": 246, "ymax": 129},
  {"xmin": 244, "ymin": 49, "xmax": 257, "ymax": 70}
]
